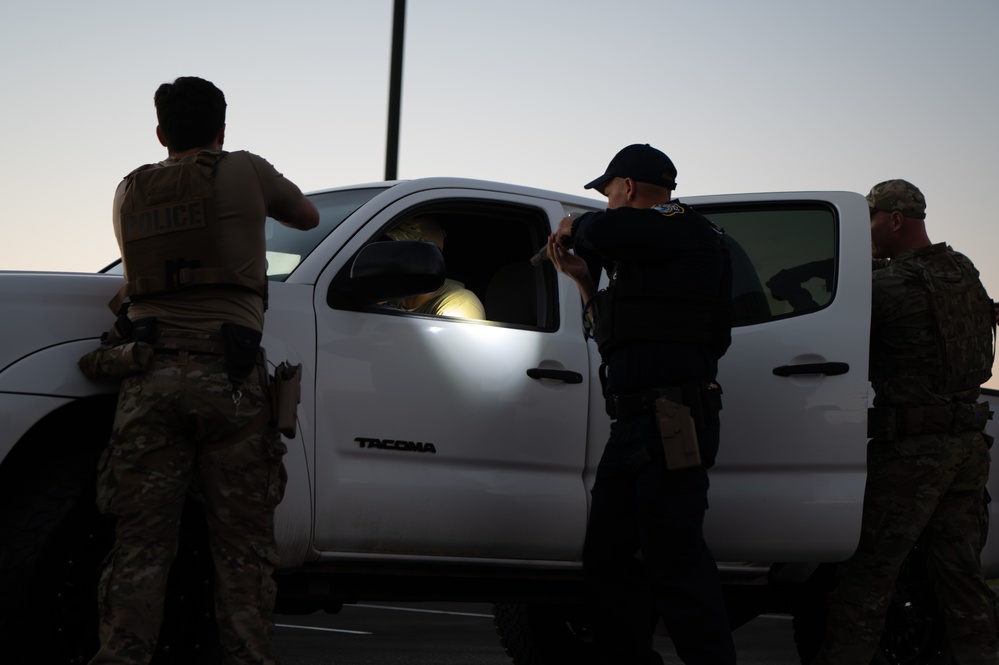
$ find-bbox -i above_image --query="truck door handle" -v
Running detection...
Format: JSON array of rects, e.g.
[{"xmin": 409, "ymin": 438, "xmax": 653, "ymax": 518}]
[
  {"xmin": 527, "ymin": 368, "xmax": 584, "ymax": 384},
  {"xmin": 772, "ymin": 362, "xmax": 849, "ymax": 377}
]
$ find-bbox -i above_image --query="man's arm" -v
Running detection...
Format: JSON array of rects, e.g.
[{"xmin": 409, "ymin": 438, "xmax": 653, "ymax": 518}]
[
  {"xmin": 547, "ymin": 232, "xmax": 599, "ymax": 329},
  {"xmin": 278, "ymin": 196, "xmax": 320, "ymax": 230},
  {"xmin": 247, "ymin": 152, "xmax": 320, "ymax": 231}
]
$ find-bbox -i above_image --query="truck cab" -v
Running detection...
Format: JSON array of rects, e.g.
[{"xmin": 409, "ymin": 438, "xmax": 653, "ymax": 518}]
[{"xmin": 0, "ymin": 178, "xmax": 992, "ymax": 665}]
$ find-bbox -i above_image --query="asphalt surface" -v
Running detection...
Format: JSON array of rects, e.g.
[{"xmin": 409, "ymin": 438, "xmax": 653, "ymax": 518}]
[{"xmin": 273, "ymin": 602, "xmax": 801, "ymax": 665}]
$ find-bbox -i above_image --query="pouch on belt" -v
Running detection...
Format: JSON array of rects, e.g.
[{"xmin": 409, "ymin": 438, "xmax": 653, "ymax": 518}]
[
  {"xmin": 655, "ymin": 396, "xmax": 702, "ymax": 470},
  {"xmin": 77, "ymin": 316, "xmax": 156, "ymax": 379}
]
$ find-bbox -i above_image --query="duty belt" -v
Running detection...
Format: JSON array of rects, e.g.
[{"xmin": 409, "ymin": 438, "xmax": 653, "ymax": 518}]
[
  {"xmin": 605, "ymin": 382, "xmax": 722, "ymax": 421},
  {"xmin": 154, "ymin": 329, "xmax": 226, "ymax": 355},
  {"xmin": 606, "ymin": 387, "xmax": 683, "ymax": 420},
  {"xmin": 867, "ymin": 401, "xmax": 992, "ymax": 440}
]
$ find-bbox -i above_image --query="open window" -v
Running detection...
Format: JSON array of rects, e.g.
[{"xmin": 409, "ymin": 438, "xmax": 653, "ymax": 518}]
[{"xmin": 328, "ymin": 199, "xmax": 558, "ymax": 330}]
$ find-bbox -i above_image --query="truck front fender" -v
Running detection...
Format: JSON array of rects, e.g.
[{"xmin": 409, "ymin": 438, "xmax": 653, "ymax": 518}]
[
  {"xmin": 0, "ymin": 339, "xmax": 118, "ymax": 398},
  {"xmin": 0, "ymin": 338, "xmax": 313, "ymax": 568}
]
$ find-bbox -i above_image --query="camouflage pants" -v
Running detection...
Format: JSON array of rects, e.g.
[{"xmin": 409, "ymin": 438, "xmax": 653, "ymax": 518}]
[
  {"xmin": 89, "ymin": 350, "xmax": 287, "ymax": 665},
  {"xmin": 812, "ymin": 431, "xmax": 998, "ymax": 664}
]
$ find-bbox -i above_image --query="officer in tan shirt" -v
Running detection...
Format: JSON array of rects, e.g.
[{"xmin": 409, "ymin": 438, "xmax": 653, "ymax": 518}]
[{"xmin": 91, "ymin": 76, "xmax": 318, "ymax": 665}]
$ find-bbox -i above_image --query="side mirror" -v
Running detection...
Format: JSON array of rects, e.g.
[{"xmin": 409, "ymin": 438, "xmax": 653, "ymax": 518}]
[{"xmin": 348, "ymin": 241, "xmax": 446, "ymax": 304}]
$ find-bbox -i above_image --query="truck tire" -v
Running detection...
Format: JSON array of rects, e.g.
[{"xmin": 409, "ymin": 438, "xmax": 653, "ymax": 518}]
[
  {"xmin": 0, "ymin": 430, "xmax": 221, "ymax": 664},
  {"xmin": 792, "ymin": 546, "xmax": 953, "ymax": 665},
  {"xmin": 493, "ymin": 602, "xmax": 601, "ymax": 665}
]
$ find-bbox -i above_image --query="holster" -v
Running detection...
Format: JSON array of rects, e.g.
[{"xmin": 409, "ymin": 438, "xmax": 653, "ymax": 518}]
[
  {"xmin": 221, "ymin": 322, "xmax": 263, "ymax": 387},
  {"xmin": 273, "ymin": 362, "xmax": 302, "ymax": 439}
]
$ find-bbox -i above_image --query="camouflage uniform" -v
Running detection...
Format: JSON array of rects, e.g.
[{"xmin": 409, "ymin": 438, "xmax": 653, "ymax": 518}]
[
  {"xmin": 88, "ymin": 77, "xmax": 314, "ymax": 665},
  {"xmin": 92, "ymin": 346, "xmax": 286, "ymax": 665},
  {"xmin": 813, "ymin": 180, "xmax": 998, "ymax": 664}
]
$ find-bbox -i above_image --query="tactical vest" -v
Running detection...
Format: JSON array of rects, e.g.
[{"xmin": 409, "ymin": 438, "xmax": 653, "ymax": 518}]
[
  {"xmin": 592, "ymin": 234, "xmax": 733, "ymax": 359},
  {"xmin": 110, "ymin": 151, "xmax": 268, "ymax": 313},
  {"xmin": 870, "ymin": 245, "xmax": 994, "ymax": 394}
]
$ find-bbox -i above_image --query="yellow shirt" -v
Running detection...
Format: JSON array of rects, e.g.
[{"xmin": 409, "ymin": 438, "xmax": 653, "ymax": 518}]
[{"xmin": 409, "ymin": 279, "xmax": 485, "ymax": 320}]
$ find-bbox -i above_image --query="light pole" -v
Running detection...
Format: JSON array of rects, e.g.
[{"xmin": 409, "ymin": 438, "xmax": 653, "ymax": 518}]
[{"xmin": 385, "ymin": 0, "xmax": 406, "ymax": 181}]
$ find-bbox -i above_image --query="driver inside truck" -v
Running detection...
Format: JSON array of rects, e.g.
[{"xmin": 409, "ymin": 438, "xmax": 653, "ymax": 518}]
[{"xmin": 383, "ymin": 216, "xmax": 485, "ymax": 319}]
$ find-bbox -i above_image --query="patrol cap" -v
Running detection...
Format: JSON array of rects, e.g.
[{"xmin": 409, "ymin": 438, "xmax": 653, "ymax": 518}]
[
  {"xmin": 866, "ymin": 179, "xmax": 926, "ymax": 219},
  {"xmin": 584, "ymin": 143, "xmax": 678, "ymax": 192},
  {"xmin": 386, "ymin": 216, "xmax": 445, "ymax": 250}
]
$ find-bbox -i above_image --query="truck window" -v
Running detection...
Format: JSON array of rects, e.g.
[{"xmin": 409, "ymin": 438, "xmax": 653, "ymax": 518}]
[
  {"xmin": 702, "ymin": 204, "xmax": 837, "ymax": 326},
  {"xmin": 334, "ymin": 200, "xmax": 559, "ymax": 330}
]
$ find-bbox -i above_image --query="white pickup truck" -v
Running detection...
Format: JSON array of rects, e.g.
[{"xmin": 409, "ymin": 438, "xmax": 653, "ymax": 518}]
[{"xmin": 0, "ymin": 177, "xmax": 995, "ymax": 665}]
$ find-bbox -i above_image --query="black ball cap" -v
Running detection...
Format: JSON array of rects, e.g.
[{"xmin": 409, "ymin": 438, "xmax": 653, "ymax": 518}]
[{"xmin": 584, "ymin": 143, "xmax": 678, "ymax": 192}]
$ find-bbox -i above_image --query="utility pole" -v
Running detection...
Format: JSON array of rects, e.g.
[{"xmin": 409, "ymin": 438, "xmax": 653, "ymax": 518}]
[{"xmin": 385, "ymin": 0, "xmax": 406, "ymax": 181}]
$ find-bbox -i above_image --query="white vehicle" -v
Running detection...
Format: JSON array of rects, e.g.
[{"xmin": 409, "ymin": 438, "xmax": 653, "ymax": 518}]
[{"xmin": 0, "ymin": 178, "xmax": 995, "ymax": 665}]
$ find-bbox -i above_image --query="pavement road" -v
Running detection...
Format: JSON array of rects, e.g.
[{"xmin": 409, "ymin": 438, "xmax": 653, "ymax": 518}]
[{"xmin": 273, "ymin": 602, "xmax": 802, "ymax": 665}]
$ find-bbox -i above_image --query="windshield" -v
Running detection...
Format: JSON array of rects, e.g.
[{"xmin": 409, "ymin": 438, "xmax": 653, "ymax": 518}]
[
  {"xmin": 102, "ymin": 186, "xmax": 387, "ymax": 277},
  {"xmin": 264, "ymin": 187, "xmax": 386, "ymax": 280}
]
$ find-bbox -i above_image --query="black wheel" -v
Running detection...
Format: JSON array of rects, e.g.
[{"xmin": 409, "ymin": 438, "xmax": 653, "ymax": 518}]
[
  {"xmin": 493, "ymin": 602, "xmax": 601, "ymax": 665},
  {"xmin": 792, "ymin": 547, "xmax": 952, "ymax": 665},
  {"xmin": 0, "ymin": 423, "xmax": 105, "ymax": 663},
  {"xmin": 0, "ymin": 431, "xmax": 221, "ymax": 664}
]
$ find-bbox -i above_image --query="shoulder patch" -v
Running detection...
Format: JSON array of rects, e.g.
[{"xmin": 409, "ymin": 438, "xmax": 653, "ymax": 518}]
[{"xmin": 653, "ymin": 202, "xmax": 685, "ymax": 217}]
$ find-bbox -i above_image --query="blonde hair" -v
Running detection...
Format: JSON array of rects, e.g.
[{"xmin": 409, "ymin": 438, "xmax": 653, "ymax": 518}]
[{"xmin": 386, "ymin": 216, "xmax": 445, "ymax": 249}]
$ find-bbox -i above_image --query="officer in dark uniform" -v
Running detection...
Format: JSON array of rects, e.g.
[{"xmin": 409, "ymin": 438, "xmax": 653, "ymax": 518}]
[{"xmin": 548, "ymin": 144, "xmax": 736, "ymax": 665}]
